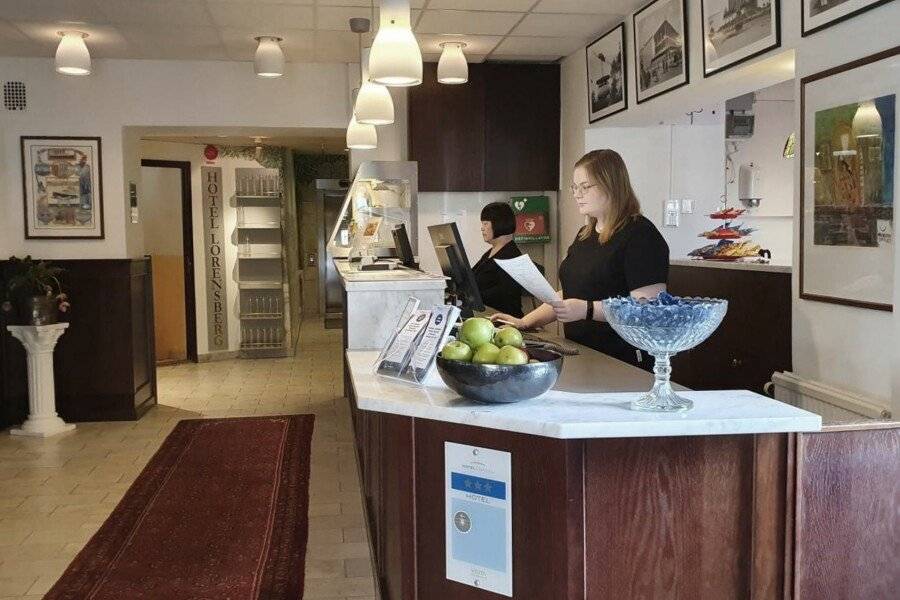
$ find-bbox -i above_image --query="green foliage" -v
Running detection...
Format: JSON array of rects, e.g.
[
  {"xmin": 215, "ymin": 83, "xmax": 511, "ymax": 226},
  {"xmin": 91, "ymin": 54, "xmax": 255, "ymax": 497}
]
[
  {"xmin": 293, "ymin": 153, "xmax": 349, "ymax": 186},
  {"xmin": 218, "ymin": 145, "xmax": 285, "ymax": 170},
  {"xmin": 4, "ymin": 256, "xmax": 64, "ymax": 298}
]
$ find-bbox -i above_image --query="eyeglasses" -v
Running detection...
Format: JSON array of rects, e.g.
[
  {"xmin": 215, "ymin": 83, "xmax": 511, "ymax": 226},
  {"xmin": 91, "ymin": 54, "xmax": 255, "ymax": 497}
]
[{"xmin": 570, "ymin": 182, "xmax": 598, "ymax": 197}]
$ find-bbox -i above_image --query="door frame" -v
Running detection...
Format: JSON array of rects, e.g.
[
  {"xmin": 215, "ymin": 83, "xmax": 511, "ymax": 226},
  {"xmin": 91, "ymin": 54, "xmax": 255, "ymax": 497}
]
[{"xmin": 141, "ymin": 159, "xmax": 198, "ymax": 363}]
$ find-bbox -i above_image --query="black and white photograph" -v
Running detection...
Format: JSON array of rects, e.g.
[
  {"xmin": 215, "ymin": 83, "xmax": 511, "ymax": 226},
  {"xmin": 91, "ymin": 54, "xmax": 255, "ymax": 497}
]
[
  {"xmin": 633, "ymin": 0, "xmax": 689, "ymax": 104},
  {"xmin": 586, "ymin": 23, "xmax": 628, "ymax": 123},
  {"xmin": 802, "ymin": 0, "xmax": 893, "ymax": 36},
  {"xmin": 702, "ymin": 0, "xmax": 781, "ymax": 77}
]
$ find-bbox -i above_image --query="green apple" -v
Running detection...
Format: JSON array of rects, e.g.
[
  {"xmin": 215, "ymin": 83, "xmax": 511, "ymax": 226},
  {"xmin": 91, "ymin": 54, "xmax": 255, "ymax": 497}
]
[
  {"xmin": 497, "ymin": 345, "xmax": 528, "ymax": 365},
  {"xmin": 528, "ymin": 359, "xmax": 540, "ymax": 364},
  {"xmin": 472, "ymin": 343, "xmax": 501, "ymax": 364},
  {"xmin": 441, "ymin": 341, "xmax": 473, "ymax": 362},
  {"xmin": 493, "ymin": 325, "xmax": 524, "ymax": 348},
  {"xmin": 459, "ymin": 317, "xmax": 495, "ymax": 350}
]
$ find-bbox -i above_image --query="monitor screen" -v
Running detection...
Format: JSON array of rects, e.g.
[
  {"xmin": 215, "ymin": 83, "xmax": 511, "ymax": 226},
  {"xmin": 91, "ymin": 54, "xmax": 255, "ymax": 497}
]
[
  {"xmin": 427, "ymin": 222, "xmax": 484, "ymax": 315},
  {"xmin": 391, "ymin": 223, "xmax": 416, "ymax": 268}
]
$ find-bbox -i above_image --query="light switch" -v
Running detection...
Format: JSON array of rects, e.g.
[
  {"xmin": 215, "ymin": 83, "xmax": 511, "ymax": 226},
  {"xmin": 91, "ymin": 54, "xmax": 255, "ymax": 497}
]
[
  {"xmin": 664, "ymin": 199, "xmax": 680, "ymax": 228},
  {"xmin": 681, "ymin": 198, "xmax": 694, "ymax": 214}
]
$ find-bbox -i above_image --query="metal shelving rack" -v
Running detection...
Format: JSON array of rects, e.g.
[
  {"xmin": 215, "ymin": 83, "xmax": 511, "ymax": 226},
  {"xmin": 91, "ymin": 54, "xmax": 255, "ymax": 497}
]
[{"xmin": 234, "ymin": 167, "xmax": 289, "ymax": 358}]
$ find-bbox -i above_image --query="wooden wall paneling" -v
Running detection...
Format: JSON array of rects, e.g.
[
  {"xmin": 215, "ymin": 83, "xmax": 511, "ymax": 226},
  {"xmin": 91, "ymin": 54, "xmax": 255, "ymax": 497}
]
[
  {"xmin": 130, "ymin": 258, "xmax": 156, "ymax": 416},
  {"xmin": 483, "ymin": 63, "xmax": 560, "ymax": 192},
  {"xmin": 792, "ymin": 427, "xmax": 900, "ymax": 600},
  {"xmin": 377, "ymin": 413, "xmax": 417, "ymax": 600},
  {"xmin": 413, "ymin": 419, "xmax": 584, "ymax": 600},
  {"xmin": 0, "ymin": 303, "xmax": 27, "ymax": 429},
  {"xmin": 408, "ymin": 62, "xmax": 486, "ymax": 192},
  {"xmin": 749, "ymin": 433, "xmax": 788, "ymax": 599},
  {"xmin": 584, "ymin": 435, "xmax": 759, "ymax": 599}
]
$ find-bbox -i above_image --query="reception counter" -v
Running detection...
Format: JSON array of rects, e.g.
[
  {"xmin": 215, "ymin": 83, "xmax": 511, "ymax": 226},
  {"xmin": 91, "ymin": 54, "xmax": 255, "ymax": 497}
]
[{"xmin": 341, "ymin": 334, "xmax": 899, "ymax": 600}]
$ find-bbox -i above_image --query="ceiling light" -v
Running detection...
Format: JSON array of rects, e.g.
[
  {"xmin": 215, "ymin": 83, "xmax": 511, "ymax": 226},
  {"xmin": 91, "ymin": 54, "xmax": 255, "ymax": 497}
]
[
  {"xmin": 254, "ymin": 36, "xmax": 284, "ymax": 78},
  {"xmin": 369, "ymin": 0, "xmax": 422, "ymax": 87},
  {"xmin": 347, "ymin": 115, "xmax": 377, "ymax": 150},
  {"xmin": 437, "ymin": 42, "xmax": 467, "ymax": 85},
  {"xmin": 355, "ymin": 47, "xmax": 395, "ymax": 125},
  {"xmin": 852, "ymin": 101, "xmax": 883, "ymax": 139},
  {"xmin": 55, "ymin": 31, "xmax": 91, "ymax": 76}
]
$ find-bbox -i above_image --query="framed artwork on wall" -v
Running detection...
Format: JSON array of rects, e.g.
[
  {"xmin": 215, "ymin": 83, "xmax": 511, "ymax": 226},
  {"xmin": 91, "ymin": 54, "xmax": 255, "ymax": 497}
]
[
  {"xmin": 586, "ymin": 23, "xmax": 628, "ymax": 123},
  {"xmin": 802, "ymin": 0, "xmax": 894, "ymax": 37},
  {"xmin": 799, "ymin": 46, "xmax": 899, "ymax": 311},
  {"xmin": 632, "ymin": 0, "xmax": 689, "ymax": 104},
  {"xmin": 701, "ymin": 0, "xmax": 781, "ymax": 77},
  {"xmin": 20, "ymin": 136, "xmax": 104, "ymax": 240}
]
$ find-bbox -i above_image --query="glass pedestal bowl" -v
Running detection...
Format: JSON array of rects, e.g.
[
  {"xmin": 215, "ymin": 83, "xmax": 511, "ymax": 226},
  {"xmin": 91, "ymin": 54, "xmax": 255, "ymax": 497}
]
[{"xmin": 601, "ymin": 295, "xmax": 728, "ymax": 412}]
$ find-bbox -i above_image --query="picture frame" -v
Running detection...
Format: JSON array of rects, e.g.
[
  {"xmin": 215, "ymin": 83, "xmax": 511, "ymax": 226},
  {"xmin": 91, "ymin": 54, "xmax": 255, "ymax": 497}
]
[
  {"xmin": 799, "ymin": 46, "xmax": 899, "ymax": 312},
  {"xmin": 586, "ymin": 23, "xmax": 628, "ymax": 123},
  {"xmin": 802, "ymin": 0, "xmax": 894, "ymax": 38},
  {"xmin": 700, "ymin": 0, "xmax": 781, "ymax": 78},
  {"xmin": 632, "ymin": 0, "xmax": 689, "ymax": 104},
  {"xmin": 21, "ymin": 136, "xmax": 104, "ymax": 240}
]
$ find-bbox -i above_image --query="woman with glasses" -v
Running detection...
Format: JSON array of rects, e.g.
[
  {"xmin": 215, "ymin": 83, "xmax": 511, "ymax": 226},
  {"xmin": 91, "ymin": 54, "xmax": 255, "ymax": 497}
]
[
  {"xmin": 491, "ymin": 149, "xmax": 669, "ymax": 368},
  {"xmin": 473, "ymin": 202, "xmax": 526, "ymax": 317}
]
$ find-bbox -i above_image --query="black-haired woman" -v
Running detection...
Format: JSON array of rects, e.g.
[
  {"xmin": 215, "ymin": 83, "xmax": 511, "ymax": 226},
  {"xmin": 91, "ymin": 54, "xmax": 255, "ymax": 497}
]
[{"xmin": 473, "ymin": 202, "xmax": 525, "ymax": 318}]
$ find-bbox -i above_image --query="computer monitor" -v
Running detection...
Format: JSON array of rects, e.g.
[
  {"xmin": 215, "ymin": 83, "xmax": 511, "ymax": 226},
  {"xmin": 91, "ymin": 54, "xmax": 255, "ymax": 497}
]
[
  {"xmin": 391, "ymin": 223, "xmax": 417, "ymax": 269},
  {"xmin": 427, "ymin": 222, "xmax": 484, "ymax": 317}
]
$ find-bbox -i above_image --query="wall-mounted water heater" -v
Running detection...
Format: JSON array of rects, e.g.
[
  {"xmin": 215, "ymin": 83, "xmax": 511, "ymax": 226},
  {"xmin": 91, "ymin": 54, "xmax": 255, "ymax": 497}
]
[{"xmin": 739, "ymin": 163, "xmax": 761, "ymax": 208}]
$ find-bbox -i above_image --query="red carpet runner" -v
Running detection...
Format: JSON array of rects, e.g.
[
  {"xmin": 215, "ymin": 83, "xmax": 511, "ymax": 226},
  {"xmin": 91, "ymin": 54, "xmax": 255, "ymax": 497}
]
[{"xmin": 46, "ymin": 415, "xmax": 315, "ymax": 600}]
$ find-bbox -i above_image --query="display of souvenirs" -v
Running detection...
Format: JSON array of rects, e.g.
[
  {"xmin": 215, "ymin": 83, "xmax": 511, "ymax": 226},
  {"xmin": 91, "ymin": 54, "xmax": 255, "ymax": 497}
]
[
  {"xmin": 698, "ymin": 222, "xmax": 755, "ymax": 240},
  {"xmin": 708, "ymin": 207, "xmax": 746, "ymax": 220},
  {"xmin": 689, "ymin": 240, "xmax": 763, "ymax": 261}
]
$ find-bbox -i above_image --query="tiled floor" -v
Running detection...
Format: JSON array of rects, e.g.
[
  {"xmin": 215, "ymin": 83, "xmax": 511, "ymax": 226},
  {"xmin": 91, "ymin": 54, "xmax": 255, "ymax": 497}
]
[{"xmin": 0, "ymin": 320, "xmax": 376, "ymax": 600}]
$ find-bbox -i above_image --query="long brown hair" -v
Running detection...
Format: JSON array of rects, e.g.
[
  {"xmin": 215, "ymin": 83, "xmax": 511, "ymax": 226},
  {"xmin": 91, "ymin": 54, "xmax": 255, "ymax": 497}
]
[{"xmin": 574, "ymin": 149, "xmax": 641, "ymax": 243}]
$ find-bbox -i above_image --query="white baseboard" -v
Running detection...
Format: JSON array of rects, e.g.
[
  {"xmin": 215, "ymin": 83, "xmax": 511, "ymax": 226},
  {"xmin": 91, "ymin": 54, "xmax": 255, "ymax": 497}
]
[{"xmin": 771, "ymin": 371, "xmax": 891, "ymax": 420}]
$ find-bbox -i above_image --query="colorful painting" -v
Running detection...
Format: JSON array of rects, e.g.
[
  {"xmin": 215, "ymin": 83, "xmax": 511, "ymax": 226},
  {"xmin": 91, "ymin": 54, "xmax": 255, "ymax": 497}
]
[
  {"xmin": 586, "ymin": 23, "xmax": 628, "ymax": 123},
  {"xmin": 701, "ymin": 0, "xmax": 780, "ymax": 77},
  {"xmin": 812, "ymin": 95, "xmax": 895, "ymax": 247},
  {"xmin": 633, "ymin": 0, "xmax": 689, "ymax": 104},
  {"xmin": 21, "ymin": 136, "xmax": 104, "ymax": 239}
]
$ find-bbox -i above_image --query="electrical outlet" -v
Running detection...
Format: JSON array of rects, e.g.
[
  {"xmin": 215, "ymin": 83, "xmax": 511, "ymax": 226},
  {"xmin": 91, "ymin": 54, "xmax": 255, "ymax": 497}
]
[
  {"xmin": 663, "ymin": 199, "xmax": 680, "ymax": 228},
  {"xmin": 681, "ymin": 198, "xmax": 694, "ymax": 214}
]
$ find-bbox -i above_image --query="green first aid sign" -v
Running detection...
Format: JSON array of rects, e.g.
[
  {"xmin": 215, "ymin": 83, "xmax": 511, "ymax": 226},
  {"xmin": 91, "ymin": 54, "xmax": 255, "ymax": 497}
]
[{"xmin": 510, "ymin": 195, "xmax": 550, "ymax": 244}]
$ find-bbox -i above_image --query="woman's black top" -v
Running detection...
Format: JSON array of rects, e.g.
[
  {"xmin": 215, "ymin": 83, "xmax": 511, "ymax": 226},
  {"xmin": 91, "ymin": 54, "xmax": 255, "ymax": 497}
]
[
  {"xmin": 558, "ymin": 215, "xmax": 669, "ymax": 367},
  {"xmin": 473, "ymin": 241, "xmax": 525, "ymax": 317}
]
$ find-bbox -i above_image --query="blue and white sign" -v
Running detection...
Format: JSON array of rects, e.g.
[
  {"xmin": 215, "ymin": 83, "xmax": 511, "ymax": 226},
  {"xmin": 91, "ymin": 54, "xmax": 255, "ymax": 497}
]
[{"xmin": 445, "ymin": 442, "xmax": 512, "ymax": 596}]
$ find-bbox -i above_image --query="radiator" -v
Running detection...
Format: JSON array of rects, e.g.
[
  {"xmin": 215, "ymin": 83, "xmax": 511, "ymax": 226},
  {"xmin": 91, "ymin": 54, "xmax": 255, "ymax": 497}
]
[{"xmin": 769, "ymin": 372, "xmax": 892, "ymax": 420}]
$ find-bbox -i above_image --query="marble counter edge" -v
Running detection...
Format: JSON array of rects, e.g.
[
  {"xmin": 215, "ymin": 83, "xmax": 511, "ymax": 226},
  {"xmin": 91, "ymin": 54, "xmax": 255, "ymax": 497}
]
[{"xmin": 670, "ymin": 259, "xmax": 792, "ymax": 274}]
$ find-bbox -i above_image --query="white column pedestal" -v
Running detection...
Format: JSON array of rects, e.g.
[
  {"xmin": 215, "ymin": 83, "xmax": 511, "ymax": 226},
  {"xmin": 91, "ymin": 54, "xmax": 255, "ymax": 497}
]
[{"xmin": 7, "ymin": 323, "xmax": 75, "ymax": 437}]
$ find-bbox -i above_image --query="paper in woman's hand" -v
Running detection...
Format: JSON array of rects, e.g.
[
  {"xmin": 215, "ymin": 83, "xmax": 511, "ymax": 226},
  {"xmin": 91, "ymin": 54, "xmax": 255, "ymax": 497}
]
[{"xmin": 494, "ymin": 255, "xmax": 561, "ymax": 304}]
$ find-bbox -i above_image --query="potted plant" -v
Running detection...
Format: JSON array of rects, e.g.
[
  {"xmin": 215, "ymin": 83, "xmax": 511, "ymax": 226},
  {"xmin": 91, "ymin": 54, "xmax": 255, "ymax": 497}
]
[{"xmin": 1, "ymin": 256, "xmax": 71, "ymax": 326}]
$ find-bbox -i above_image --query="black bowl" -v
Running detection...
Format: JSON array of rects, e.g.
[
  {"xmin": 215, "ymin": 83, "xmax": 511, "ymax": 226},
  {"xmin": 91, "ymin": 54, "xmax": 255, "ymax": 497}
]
[{"xmin": 435, "ymin": 348, "xmax": 563, "ymax": 404}]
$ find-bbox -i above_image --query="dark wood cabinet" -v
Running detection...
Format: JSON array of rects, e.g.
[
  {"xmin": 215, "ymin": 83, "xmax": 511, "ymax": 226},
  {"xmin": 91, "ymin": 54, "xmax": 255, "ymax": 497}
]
[
  {"xmin": 668, "ymin": 265, "xmax": 792, "ymax": 394},
  {"xmin": 409, "ymin": 62, "xmax": 560, "ymax": 192},
  {"xmin": 0, "ymin": 257, "xmax": 157, "ymax": 425}
]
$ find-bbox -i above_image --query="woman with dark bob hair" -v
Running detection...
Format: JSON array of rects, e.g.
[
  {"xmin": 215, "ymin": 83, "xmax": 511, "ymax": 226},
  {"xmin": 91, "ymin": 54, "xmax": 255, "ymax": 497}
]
[
  {"xmin": 472, "ymin": 202, "xmax": 526, "ymax": 317},
  {"xmin": 491, "ymin": 150, "xmax": 669, "ymax": 368}
]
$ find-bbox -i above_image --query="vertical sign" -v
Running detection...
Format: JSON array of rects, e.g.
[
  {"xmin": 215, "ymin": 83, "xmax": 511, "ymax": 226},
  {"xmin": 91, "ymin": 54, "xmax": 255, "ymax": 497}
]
[
  {"xmin": 510, "ymin": 195, "xmax": 550, "ymax": 243},
  {"xmin": 201, "ymin": 167, "xmax": 228, "ymax": 351},
  {"xmin": 445, "ymin": 442, "xmax": 512, "ymax": 597}
]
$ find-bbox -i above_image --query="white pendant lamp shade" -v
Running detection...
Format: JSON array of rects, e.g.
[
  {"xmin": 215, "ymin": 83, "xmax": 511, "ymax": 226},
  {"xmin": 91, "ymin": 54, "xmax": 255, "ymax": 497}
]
[
  {"xmin": 55, "ymin": 31, "xmax": 91, "ymax": 76},
  {"xmin": 437, "ymin": 42, "xmax": 468, "ymax": 84},
  {"xmin": 852, "ymin": 101, "xmax": 882, "ymax": 139},
  {"xmin": 254, "ymin": 36, "xmax": 285, "ymax": 78},
  {"xmin": 355, "ymin": 48, "xmax": 395, "ymax": 125},
  {"xmin": 347, "ymin": 115, "xmax": 378, "ymax": 150},
  {"xmin": 369, "ymin": 0, "xmax": 422, "ymax": 87}
]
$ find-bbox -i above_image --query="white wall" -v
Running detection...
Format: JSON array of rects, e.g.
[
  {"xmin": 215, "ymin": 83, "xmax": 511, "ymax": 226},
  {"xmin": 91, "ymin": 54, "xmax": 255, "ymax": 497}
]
[
  {"xmin": 0, "ymin": 57, "xmax": 352, "ymax": 260},
  {"xmin": 140, "ymin": 167, "xmax": 183, "ymax": 255}
]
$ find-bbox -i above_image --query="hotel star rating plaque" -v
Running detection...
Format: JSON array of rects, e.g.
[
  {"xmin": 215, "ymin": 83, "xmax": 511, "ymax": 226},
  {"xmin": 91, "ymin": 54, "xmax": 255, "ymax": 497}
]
[{"xmin": 445, "ymin": 442, "xmax": 512, "ymax": 597}]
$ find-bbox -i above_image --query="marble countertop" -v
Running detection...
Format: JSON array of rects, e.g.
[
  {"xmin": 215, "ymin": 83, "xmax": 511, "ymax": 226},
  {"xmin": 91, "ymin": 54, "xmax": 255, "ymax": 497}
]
[
  {"xmin": 335, "ymin": 259, "xmax": 447, "ymax": 291},
  {"xmin": 670, "ymin": 258, "xmax": 791, "ymax": 274},
  {"xmin": 347, "ymin": 348, "xmax": 822, "ymax": 439}
]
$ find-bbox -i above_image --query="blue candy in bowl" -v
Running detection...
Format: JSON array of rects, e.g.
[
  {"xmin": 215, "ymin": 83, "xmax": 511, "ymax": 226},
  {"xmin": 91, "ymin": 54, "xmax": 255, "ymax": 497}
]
[{"xmin": 601, "ymin": 293, "xmax": 728, "ymax": 412}]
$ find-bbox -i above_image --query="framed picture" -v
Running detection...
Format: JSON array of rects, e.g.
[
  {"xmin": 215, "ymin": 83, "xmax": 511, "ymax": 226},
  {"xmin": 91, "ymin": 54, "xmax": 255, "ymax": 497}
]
[
  {"xmin": 799, "ymin": 46, "xmax": 899, "ymax": 311},
  {"xmin": 633, "ymin": 0, "xmax": 689, "ymax": 104},
  {"xmin": 21, "ymin": 136, "xmax": 104, "ymax": 239},
  {"xmin": 701, "ymin": 0, "xmax": 780, "ymax": 77},
  {"xmin": 802, "ymin": 0, "xmax": 894, "ymax": 37},
  {"xmin": 586, "ymin": 23, "xmax": 628, "ymax": 123}
]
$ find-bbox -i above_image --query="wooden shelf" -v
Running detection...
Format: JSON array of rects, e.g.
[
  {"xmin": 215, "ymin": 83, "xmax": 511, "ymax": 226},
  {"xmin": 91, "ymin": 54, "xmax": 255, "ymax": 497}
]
[{"xmin": 237, "ymin": 280, "xmax": 283, "ymax": 290}]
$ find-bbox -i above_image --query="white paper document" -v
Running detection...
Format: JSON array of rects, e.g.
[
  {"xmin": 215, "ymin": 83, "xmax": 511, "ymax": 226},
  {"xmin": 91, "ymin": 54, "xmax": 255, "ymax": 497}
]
[{"xmin": 494, "ymin": 254, "xmax": 560, "ymax": 304}]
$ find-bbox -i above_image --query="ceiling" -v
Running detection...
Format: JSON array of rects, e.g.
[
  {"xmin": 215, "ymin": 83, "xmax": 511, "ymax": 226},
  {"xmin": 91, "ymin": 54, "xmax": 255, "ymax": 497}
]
[
  {"xmin": 137, "ymin": 126, "xmax": 348, "ymax": 153},
  {"xmin": 0, "ymin": 0, "xmax": 646, "ymax": 64}
]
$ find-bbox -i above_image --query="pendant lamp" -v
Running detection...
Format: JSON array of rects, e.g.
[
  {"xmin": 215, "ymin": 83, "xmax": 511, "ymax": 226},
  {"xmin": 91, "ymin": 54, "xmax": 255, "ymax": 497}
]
[
  {"xmin": 347, "ymin": 114, "xmax": 378, "ymax": 150},
  {"xmin": 355, "ymin": 47, "xmax": 395, "ymax": 125},
  {"xmin": 55, "ymin": 31, "xmax": 91, "ymax": 76},
  {"xmin": 369, "ymin": 0, "xmax": 422, "ymax": 87},
  {"xmin": 437, "ymin": 42, "xmax": 467, "ymax": 84},
  {"xmin": 254, "ymin": 36, "xmax": 285, "ymax": 78}
]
